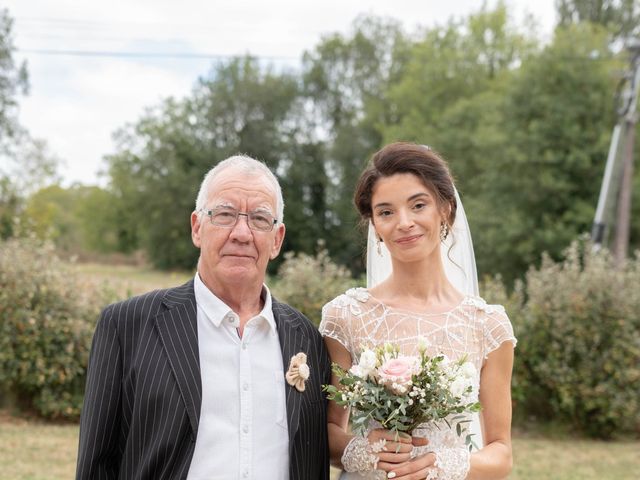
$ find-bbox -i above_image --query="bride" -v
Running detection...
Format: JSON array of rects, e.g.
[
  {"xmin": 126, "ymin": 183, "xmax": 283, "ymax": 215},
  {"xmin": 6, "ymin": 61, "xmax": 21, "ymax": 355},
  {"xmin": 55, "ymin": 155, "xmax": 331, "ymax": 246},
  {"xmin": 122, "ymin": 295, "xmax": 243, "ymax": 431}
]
[{"xmin": 319, "ymin": 142, "xmax": 516, "ymax": 480}]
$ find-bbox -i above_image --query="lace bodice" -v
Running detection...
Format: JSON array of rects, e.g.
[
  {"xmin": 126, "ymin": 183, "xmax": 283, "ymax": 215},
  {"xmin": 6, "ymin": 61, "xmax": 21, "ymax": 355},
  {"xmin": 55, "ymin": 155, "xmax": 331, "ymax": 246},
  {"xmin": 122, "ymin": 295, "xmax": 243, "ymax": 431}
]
[
  {"xmin": 320, "ymin": 287, "xmax": 515, "ymax": 372},
  {"xmin": 319, "ymin": 288, "xmax": 516, "ymax": 478}
]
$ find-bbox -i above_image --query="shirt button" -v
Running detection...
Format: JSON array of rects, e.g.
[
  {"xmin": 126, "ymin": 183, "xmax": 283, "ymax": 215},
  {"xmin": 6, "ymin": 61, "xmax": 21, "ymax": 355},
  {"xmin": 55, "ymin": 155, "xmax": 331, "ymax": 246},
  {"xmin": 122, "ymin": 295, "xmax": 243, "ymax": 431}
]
[
  {"xmin": 243, "ymin": 425, "xmax": 249, "ymax": 433},
  {"xmin": 243, "ymin": 470, "xmax": 249, "ymax": 478},
  {"xmin": 242, "ymin": 383, "xmax": 249, "ymax": 391},
  {"xmin": 242, "ymin": 343, "xmax": 247, "ymax": 350}
]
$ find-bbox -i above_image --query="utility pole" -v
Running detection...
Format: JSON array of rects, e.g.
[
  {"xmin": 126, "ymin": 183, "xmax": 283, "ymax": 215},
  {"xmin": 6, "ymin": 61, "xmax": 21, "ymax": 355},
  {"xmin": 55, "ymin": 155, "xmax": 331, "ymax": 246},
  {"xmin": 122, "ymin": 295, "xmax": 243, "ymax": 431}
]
[
  {"xmin": 592, "ymin": 39, "xmax": 640, "ymax": 263},
  {"xmin": 613, "ymin": 40, "xmax": 640, "ymax": 266}
]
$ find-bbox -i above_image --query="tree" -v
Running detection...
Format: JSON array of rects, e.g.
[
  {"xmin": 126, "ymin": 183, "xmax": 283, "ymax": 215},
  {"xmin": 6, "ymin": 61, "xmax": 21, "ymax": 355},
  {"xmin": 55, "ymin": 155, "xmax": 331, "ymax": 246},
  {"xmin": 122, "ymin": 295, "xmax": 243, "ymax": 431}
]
[
  {"xmin": 0, "ymin": 7, "xmax": 28, "ymax": 238},
  {"xmin": 556, "ymin": 0, "xmax": 640, "ymax": 40},
  {"xmin": 471, "ymin": 24, "xmax": 620, "ymax": 282},
  {"xmin": 376, "ymin": 4, "xmax": 538, "ymax": 282},
  {"xmin": 302, "ymin": 15, "xmax": 411, "ymax": 271},
  {"xmin": 1, "ymin": 9, "xmax": 61, "ymax": 241},
  {"xmin": 0, "ymin": 7, "xmax": 28, "ymax": 154},
  {"xmin": 105, "ymin": 57, "xmax": 301, "ymax": 270}
]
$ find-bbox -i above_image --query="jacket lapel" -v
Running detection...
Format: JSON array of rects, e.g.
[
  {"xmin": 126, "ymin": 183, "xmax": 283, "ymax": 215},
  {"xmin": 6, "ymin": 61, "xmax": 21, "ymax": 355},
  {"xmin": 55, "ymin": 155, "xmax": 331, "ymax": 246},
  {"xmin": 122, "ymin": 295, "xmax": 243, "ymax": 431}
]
[
  {"xmin": 154, "ymin": 280, "xmax": 202, "ymax": 439},
  {"xmin": 273, "ymin": 299, "xmax": 308, "ymax": 449}
]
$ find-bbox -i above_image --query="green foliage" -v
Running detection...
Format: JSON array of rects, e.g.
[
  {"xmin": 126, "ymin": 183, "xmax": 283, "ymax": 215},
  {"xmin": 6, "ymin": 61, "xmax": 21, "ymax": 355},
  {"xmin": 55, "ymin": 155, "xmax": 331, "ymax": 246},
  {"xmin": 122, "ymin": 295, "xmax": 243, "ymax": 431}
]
[
  {"xmin": 465, "ymin": 23, "xmax": 617, "ymax": 284},
  {"xmin": 301, "ymin": 15, "xmax": 410, "ymax": 271},
  {"xmin": 19, "ymin": 185, "xmax": 120, "ymax": 254},
  {"xmin": 0, "ymin": 7, "xmax": 28, "ymax": 153},
  {"xmin": 0, "ymin": 238, "xmax": 107, "ymax": 419},
  {"xmin": 105, "ymin": 56, "xmax": 301, "ymax": 269},
  {"xmin": 325, "ymin": 344, "xmax": 480, "ymax": 441},
  {"xmin": 78, "ymin": 3, "xmax": 637, "ymax": 289},
  {"xmin": 0, "ymin": 175, "xmax": 19, "ymax": 239},
  {"xmin": 484, "ymin": 239, "xmax": 640, "ymax": 439},
  {"xmin": 556, "ymin": 0, "xmax": 640, "ymax": 40},
  {"xmin": 272, "ymin": 244, "xmax": 359, "ymax": 325}
]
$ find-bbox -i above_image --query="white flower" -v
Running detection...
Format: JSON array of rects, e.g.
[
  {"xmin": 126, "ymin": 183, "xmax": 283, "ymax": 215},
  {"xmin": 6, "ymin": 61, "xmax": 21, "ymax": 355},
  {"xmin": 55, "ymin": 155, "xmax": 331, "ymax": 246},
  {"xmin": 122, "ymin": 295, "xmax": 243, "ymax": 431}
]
[
  {"xmin": 460, "ymin": 362, "xmax": 477, "ymax": 380},
  {"xmin": 358, "ymin": 349, "xmax": 378, "ymax": 378},
  {"xmin": 450, "ymin": 377, "xmax": 468, "ymax": 398},
  {"xmin": 349, "ymin": 365, "xmax": 366, "ymax": 378},
  {"xmin": 416, "ymin": 336, "xmax": 429, "ymax": 353}
]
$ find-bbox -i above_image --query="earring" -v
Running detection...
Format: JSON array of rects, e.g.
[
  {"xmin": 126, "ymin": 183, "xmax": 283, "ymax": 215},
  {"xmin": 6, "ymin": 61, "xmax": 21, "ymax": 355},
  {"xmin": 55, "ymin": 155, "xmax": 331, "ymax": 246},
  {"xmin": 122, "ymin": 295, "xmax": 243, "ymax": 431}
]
[
  {"xmin": 440, "ymin": 223, "xmax": 449, "ymax": 241},
  {"xmin": 376, "ymin": 237, "xmax": 382, "ymax": 256}
]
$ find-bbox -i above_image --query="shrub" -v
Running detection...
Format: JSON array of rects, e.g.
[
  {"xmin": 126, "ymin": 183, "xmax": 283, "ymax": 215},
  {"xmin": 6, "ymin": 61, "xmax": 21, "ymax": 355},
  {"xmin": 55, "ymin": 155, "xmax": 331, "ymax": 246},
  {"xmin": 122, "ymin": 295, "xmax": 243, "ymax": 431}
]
[
  {"xmin": 513, "ymin": 239, "xmax": 640, "ymax": 438},
  {"xmin": 0, "ymin": 237, "xmax": 106, "ymax": 419},
  {"xmin": 273, "ymin": 244, "xmax": 362, "ymax": 326}
]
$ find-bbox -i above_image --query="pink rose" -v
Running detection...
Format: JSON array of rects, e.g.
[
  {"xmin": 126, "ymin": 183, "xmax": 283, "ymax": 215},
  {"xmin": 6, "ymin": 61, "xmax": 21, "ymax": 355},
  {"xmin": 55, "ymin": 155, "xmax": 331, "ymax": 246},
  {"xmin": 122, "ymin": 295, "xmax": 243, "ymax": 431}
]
[{"xmin": 378, "ymin": 356, "xmax": 420, "ymax": 395}]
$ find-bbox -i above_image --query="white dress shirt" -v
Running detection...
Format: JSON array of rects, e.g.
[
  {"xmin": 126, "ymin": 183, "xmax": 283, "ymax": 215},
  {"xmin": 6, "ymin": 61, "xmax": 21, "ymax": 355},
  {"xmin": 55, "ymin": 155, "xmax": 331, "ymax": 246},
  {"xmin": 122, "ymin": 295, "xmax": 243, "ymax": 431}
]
[{"xmin": 187, "ymin": 273, "xmax": 289, "ymax": 480}]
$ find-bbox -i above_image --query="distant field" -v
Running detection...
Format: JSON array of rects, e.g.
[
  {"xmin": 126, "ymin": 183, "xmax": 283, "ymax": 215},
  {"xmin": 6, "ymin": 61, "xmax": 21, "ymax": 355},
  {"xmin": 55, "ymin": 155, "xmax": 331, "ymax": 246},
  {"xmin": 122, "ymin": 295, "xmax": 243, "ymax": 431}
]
[
  {"xmin": 72, "ymin": 262, "xmax": 193, "ymax": 300},
  {"xmin": 0, "ymin": 415, "xmax": 637, "ymax": 480}
]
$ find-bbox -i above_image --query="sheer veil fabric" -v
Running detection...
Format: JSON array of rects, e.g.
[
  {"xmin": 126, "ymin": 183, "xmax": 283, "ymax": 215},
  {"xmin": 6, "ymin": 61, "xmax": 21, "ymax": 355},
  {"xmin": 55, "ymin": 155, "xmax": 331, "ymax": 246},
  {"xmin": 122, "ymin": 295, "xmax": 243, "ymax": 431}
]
[{"xmin": 365, "ymin": 188, "xmax": 484, "ymax": 447}]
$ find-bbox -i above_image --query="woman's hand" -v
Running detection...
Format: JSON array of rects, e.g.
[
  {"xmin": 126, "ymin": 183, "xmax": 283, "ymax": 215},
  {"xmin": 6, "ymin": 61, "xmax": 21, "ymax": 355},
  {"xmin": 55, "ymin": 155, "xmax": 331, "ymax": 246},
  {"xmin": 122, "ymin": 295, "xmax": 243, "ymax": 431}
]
[
  {"xmin": 369, "ymin": 430, "xmax": 429, "ymax": 473},
  {"xmin": 384, "ymin": 451, "xmax": 438, "ymax": 479}
]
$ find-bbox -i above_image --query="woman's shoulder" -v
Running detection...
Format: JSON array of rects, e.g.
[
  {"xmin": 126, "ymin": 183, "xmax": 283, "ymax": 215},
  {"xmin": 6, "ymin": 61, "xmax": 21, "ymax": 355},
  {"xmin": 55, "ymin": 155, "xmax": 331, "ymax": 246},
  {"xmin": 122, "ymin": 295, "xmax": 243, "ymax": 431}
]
[
  {"xmin": 462, "ymin": 295, "xmax": 507, "ymax": 316},
  {"xmin": 464, "ymin": 296, "xmax": 517, "ymax": 355},
  {"xmin": 324, "ymin": 287, "xmax": 371, "ymax": 308},
  {"xmin": 320, "ymin": 287, "xmax": 373, "ymax": 350}
]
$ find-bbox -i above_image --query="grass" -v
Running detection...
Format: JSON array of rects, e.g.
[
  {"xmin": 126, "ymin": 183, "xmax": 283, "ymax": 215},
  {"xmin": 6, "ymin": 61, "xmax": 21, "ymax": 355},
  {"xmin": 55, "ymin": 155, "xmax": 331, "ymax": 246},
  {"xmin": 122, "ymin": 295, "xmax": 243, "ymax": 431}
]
[
  {"xmin": 72, "ymin": 262, "xmax": 193, "ymax": 299},
  {"xmin": 0, "ymin": 413, "xmax": 78, "ymax": 480},
  {"xmin": 509, "ymin": 436, "xmax": 638, "ymax": 479},
  {"xmin": 1, "ymin": 412, "xmax": 637, "ymax": 480}
]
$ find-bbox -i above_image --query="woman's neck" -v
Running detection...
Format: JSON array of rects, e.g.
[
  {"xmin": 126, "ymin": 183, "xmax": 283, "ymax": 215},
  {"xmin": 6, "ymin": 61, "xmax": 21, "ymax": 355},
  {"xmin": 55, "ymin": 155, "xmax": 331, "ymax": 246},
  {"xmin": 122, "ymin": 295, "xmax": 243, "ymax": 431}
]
[{"xmin": 371, "ymin": 252, "xmax": 463, "ymax": 311}]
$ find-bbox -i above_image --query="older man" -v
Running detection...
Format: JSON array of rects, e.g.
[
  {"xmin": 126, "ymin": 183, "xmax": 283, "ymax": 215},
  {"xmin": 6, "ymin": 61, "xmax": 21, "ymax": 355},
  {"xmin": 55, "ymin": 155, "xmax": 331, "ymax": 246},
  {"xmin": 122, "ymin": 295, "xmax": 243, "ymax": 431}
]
[{"xmin": 76, "ymin": 155, "xmax": 331, "ymax": 480}]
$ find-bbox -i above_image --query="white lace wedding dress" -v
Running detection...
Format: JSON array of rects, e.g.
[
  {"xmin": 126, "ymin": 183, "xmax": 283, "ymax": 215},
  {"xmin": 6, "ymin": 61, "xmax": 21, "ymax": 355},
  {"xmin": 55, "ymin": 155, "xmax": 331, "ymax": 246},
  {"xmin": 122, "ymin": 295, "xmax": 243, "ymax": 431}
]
[{"xmin": 319, "ymin": 287, "xmax": 517, "ymax": 480}]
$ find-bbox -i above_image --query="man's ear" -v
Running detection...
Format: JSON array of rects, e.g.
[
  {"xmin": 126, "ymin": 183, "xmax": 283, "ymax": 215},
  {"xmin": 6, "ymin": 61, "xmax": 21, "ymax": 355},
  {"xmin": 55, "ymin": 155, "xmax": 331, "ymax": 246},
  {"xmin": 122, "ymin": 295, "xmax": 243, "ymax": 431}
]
[
  {"xmin": 270, "ymin": 223, "xmax": 286, "ymax": 259},
  {"xmin": 191, "ymin": 211, "xmax": 202, "ymax": 248}
]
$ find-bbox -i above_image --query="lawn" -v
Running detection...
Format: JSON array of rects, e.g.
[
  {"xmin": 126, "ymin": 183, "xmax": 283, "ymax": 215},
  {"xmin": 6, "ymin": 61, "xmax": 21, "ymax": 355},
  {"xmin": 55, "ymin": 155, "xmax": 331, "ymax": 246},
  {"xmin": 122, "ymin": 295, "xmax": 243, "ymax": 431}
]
[{"xmin": 0, "ymin": 413, "xmax": 637, "ymax": 480}]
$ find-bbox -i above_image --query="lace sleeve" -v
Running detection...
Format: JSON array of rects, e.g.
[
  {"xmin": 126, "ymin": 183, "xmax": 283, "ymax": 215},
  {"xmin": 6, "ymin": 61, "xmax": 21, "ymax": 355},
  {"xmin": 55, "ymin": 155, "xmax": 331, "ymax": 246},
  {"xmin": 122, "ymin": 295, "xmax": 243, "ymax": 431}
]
[
  {"xmin": 319, "ymin": 297, "xmax": 352, "ymax": 353},
  {"xmin": 482, "ymin": 305, "xmax": 517, "ymax": 359}
]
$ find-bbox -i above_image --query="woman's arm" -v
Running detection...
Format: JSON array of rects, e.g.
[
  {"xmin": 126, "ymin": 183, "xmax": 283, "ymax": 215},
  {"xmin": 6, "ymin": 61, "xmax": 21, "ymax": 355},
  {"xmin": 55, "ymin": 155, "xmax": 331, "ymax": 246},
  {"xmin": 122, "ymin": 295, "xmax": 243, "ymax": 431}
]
[
  {"xmin": 467, "ymin": 341, "xmax": 515, "ymax": 479},
  {"xmin": 325, "ymin": 336, "xmax": 356, "ymax": 466}
]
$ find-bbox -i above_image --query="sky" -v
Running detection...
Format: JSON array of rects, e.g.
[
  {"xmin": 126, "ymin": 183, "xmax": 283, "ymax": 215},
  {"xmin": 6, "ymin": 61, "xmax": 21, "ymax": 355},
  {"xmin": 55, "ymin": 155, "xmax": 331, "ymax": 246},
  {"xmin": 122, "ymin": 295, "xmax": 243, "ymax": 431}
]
[{"xmin": 4, "ymin": 0, "xmax": 556, "ymax": 186}]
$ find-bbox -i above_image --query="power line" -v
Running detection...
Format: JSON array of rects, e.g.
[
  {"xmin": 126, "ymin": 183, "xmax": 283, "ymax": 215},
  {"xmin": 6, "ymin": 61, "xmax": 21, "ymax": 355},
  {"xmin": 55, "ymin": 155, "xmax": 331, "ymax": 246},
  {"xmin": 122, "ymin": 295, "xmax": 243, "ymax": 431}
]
[{"xmin": 17, "ymin": 48, "xmax": 299, "ymax": 61}]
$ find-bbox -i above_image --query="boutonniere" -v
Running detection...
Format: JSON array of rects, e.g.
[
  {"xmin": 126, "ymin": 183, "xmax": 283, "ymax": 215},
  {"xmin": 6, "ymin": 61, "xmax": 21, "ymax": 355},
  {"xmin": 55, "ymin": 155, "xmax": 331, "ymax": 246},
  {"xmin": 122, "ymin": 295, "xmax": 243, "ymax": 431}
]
[{"xmin": 285, "ymin": 352, "xmax": 310, "ymax": 392}]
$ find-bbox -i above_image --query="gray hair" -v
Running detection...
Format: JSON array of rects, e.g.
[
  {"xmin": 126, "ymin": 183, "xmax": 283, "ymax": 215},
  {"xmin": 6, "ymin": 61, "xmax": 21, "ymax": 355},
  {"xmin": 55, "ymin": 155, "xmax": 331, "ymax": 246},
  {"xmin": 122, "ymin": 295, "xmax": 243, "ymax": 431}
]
[{"xmin": 195, "ymin": 155, "xmax": 284, "ymax": 223}]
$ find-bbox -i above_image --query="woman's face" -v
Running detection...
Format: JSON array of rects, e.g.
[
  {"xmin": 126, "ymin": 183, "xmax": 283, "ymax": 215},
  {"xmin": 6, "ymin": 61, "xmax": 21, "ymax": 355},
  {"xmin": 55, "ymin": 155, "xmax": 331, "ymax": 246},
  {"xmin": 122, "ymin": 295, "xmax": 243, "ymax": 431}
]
[{"xmin": 370, "ymin": 172, "xmax": 446, "ymax": 263}]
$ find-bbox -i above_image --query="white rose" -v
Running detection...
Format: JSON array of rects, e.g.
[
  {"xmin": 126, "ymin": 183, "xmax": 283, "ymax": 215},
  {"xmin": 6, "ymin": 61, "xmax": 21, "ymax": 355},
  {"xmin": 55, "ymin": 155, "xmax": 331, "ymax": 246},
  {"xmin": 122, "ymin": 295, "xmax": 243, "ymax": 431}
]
[
  {"xmin": 349, "ymin": 365, "xmax": 366, "ymax": 378},
  {"xmin": 358, "ymin": 349, "xmax": 377, "ymax": 377},
  {"xmin": 450, "ymin": 377, "xmax": 467, "ymax": 398},
  {"xmin": 460, "ymin": 362, "xmax": 477, "ymax": 380}
]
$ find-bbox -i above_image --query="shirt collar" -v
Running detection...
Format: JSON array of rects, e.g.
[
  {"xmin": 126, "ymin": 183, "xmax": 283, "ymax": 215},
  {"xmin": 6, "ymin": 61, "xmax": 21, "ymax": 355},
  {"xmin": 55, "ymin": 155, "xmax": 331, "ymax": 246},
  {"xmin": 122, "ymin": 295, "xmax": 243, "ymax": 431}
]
[{"xmin": 194, "ymin": 272, "xmax": 276, "ymax": 332}]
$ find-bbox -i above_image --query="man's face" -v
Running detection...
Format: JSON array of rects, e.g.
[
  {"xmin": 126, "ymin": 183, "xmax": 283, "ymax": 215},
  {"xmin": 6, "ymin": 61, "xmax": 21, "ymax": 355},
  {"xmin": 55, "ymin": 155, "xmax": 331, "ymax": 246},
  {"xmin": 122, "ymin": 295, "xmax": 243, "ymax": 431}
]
[{"xmin": 191, "ymin": 167, "xmax": 285, "ymax": 291}]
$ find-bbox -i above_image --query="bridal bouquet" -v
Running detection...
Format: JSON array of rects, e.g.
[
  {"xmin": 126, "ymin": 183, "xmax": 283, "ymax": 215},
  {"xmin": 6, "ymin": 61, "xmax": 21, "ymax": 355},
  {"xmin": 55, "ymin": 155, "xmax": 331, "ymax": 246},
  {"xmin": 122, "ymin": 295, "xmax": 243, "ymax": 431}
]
[{"xmin": 324, "ymin": 341, "xmax": 481, "ymax": 443}]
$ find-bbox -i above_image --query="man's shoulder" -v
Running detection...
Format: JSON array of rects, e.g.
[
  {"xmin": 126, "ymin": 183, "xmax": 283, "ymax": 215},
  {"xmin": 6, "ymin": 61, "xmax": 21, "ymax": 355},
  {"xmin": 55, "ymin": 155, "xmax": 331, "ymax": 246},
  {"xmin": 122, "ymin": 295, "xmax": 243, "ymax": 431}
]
[{"xmin": 271, "ymin": 299, "xmax": 320, "ymax": 336}]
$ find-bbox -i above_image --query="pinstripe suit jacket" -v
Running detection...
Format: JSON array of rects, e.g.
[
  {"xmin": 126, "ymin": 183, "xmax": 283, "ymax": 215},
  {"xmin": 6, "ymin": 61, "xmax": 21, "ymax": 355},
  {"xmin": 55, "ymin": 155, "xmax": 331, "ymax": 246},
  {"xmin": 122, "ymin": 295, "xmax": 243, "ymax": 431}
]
[{"xmin": 76, "ymin": 280, "xmax": 331, "ymax": 480}]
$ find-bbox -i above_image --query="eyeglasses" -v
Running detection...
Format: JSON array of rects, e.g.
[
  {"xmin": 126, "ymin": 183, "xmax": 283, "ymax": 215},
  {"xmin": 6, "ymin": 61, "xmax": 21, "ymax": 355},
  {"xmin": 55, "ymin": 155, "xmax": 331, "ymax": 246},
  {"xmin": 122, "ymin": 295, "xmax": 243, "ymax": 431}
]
[{"xmin": 203, "ymin": 206, "xmax": 277, "ymax": 232}]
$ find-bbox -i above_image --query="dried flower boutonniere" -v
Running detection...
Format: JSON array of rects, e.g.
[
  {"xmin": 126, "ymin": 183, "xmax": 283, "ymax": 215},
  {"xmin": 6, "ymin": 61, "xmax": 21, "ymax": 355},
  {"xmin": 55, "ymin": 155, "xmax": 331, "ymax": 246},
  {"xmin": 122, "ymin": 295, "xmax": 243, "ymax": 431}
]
[{"xmin": 285, "ymin": 352, "xmax": 310, "ymax": 392}]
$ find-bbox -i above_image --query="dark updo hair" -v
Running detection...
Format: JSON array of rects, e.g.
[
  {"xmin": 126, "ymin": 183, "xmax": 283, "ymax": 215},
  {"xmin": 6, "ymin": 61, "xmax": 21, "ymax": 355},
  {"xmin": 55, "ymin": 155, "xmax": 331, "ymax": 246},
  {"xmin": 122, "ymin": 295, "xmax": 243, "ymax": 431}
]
[{"xmin": 354, "ymin": 142, "xmax": 457, "ymax": 229}]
